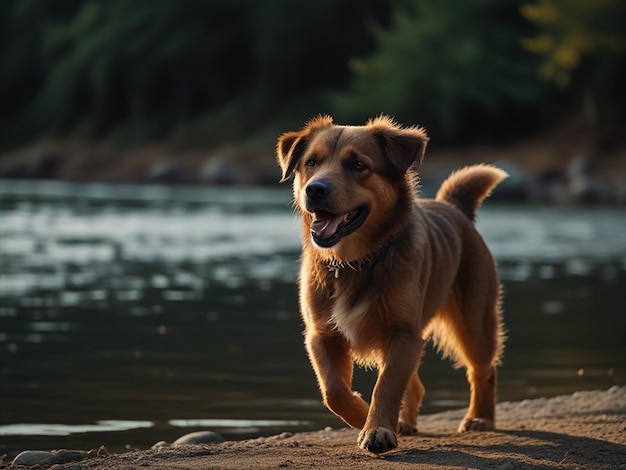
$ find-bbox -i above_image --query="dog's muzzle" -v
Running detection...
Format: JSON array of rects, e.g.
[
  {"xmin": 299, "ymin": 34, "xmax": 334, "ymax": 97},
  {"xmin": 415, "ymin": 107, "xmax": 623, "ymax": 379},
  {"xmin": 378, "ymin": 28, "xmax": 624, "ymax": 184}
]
[{"xmin": 304, "ymin": 180, "xmax": 369, "ymax": 248}]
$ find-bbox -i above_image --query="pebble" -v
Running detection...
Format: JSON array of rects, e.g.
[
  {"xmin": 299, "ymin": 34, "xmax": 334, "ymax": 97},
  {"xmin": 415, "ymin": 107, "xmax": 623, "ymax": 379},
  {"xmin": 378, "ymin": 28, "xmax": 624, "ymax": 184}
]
[
  {"xmin": 151, "ymin": 440, "xmax": 170, "ymax": 449},
  {"xmin": 10, "ymin": 449, "xmax": 90, "ymax": 467},
  {"xmin": 200, "ymin": 156, "xmax": 239, "ymax": 184},
  {"xmin": 11, "ymin": 450, "xmax": 56, "ymax": 467},
  {"xmin": 172, "ymin": 430, "xmax": 225, "ymax": 446}
]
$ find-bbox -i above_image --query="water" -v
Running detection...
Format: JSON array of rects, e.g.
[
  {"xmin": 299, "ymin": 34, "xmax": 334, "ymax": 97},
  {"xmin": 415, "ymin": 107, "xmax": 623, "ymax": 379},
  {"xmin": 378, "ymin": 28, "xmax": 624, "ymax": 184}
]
[{"xmin": 1, "ymin": 179, "xmax": 624, "ymax": 455}]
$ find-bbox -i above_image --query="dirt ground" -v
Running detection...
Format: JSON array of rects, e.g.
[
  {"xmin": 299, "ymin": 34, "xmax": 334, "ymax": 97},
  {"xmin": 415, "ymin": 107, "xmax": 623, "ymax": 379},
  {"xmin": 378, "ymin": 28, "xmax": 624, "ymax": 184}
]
[{"xmin": 5, "ymin": 386, "xmax": 625, "ymax": 469}]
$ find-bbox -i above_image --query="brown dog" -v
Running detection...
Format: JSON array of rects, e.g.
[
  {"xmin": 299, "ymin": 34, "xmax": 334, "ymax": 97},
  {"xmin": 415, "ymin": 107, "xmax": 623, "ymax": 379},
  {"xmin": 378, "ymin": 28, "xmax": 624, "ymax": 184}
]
[{"xmin": 276, "ymin": 115, "xmax": 506, "ymax": 454}]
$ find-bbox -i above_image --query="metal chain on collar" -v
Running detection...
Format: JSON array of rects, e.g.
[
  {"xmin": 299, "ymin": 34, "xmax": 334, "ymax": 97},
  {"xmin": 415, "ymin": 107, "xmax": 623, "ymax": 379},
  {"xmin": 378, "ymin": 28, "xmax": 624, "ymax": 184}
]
[{"xmin": 325, "ymin": 231, "xmax": 403, "ymax": 278}]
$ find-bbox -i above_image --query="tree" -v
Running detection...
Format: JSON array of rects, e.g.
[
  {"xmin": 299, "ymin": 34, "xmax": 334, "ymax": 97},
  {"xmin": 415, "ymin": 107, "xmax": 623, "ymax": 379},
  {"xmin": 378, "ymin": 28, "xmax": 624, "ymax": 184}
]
[
  {"xmin": 520, "ymin": 0, "xmax": 625, "ymax": 87},
  {"xmin": 520, "ymin": 0, "xmax": 626, "ymax": 145},
  {"xmin": 36, "ymin": 0, "xmax": 251, "ymax": 137},
  {"xmin": 2, "ymin": 0, "xmax": 391, "ymax": 145},
  {"xmin": 331, "ymin": 0, "xmax": 542, "ymax": 140}
]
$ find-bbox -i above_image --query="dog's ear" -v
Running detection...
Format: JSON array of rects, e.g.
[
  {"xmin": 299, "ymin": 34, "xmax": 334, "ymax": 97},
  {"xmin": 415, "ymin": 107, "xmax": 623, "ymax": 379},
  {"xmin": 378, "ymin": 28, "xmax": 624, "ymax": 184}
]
[
  {"xmin": 276, "ymin": 131, "xmax": 308, "ymax": 183},
  {"xmin": 368, "ymin": 116, "xmax": 429, "ymax": 174},
  {"xmin": 276, "ymin": 115, "xmax": 335, "ymax": 182}
]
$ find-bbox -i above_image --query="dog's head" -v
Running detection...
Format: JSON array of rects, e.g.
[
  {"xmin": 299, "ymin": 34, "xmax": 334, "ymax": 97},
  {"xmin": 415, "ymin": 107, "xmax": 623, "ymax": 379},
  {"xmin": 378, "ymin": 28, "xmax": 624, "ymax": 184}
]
[{"xmin": 277, "ymin": 115, "xmax": 428, "ymax": 262}]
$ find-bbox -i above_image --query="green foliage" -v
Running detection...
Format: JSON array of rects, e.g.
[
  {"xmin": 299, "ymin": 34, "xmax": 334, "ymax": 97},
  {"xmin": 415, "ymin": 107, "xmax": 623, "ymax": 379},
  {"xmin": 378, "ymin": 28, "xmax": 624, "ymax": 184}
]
[
  {"xmin": 520, "ymin": 0, "xmax": 626, "ymax": 137},
  {"xmin": 0, "ymin": 0, "xmax": 624, "ymax": 148},
  {"xmin": 521, "ymin": 0, "xmax": 626, "ymax": 87},
  {"xmin": 1, "ymin": 0, "xmax": 389, "ymax": 146},
  {"xmin": 249, "ymin": 0, "xmax": 387, "ymax": 103},
  {"xmin": 14, "ymin": 0, "xmax": 253, "ymax": 139},
  {"xmin": 331, "ymin": 0, "xmax": 542, "ymax": 139}
]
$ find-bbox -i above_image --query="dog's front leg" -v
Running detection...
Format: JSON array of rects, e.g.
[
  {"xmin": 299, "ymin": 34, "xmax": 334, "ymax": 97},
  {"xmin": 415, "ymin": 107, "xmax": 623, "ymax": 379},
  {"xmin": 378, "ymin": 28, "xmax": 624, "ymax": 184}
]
[
  {"xmin": 305, "ymin": 331, "xmax": 369, "ymax": 429},
  {"xmin": 358, "ymin": 330, "xmax": 422, "ymax": 454}
]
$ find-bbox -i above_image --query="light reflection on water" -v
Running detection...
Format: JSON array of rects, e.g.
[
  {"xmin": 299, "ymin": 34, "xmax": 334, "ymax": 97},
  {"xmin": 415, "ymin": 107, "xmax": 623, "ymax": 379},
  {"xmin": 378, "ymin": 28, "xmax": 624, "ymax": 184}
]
[
  {"xmin": 0, "ymin": 179, "xmax": 624, "ymax": 454},
  {"xmin": 0, "ymin": 421, "xmax": 154, "ymax": 437}
]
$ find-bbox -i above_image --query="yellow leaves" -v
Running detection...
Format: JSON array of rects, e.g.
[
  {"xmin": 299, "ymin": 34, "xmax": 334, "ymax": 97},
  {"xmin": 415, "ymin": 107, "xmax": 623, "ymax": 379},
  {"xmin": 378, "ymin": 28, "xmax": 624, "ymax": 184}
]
[
  {"xmin": 520, "ymin": 0, "xmax": 625, "ymax": 87},
  {"xmin": 519, "ymin": 2, "xmax": 557, "ymax": 24},
  {"xmin": 539, "ymin": 62, "xmax": 570, "ymax": 88},
  {"xmin": 554, "ymin": 42, "xmax": 582, "ymax": 68},
  {"xmin": 520, "ymin": 35, "xmax": 554, "ymax": 54}
]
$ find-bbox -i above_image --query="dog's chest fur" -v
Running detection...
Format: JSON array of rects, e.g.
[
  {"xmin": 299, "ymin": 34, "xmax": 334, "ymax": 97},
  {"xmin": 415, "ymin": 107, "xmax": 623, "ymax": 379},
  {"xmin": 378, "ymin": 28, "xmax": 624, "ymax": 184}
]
[
  {"xmin": 328, "ymin": 286, "xmax": 384, "ymax": 367},
  {"xmin": 329, "ymin": 292, "xmax": 370, "ymax": 347}
]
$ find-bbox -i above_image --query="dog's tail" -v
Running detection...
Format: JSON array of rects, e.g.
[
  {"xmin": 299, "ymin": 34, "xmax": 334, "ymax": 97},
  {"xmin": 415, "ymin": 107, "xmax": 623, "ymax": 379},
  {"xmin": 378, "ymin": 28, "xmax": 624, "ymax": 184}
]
[{"xmin": 435, "ymin": 164, "xmax": 508, "ymax": 222}]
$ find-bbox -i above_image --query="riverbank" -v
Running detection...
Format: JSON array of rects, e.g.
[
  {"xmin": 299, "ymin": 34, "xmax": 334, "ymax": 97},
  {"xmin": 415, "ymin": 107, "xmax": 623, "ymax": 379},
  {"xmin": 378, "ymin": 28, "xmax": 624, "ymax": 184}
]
[
  {"xmin": 4, "ymin": 386, "xmax": 625, "ymax": 469},
  {"xmin": 1, "ymin": 130, "xmax": 625, "ymax": 204}
]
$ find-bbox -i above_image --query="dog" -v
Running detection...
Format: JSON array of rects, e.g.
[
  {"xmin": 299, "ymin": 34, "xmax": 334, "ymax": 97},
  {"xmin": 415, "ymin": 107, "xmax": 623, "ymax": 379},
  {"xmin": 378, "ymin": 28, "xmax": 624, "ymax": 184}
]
[{"xmin": 276, "ymin": 115, "xmax": 506, "ymax": 454}]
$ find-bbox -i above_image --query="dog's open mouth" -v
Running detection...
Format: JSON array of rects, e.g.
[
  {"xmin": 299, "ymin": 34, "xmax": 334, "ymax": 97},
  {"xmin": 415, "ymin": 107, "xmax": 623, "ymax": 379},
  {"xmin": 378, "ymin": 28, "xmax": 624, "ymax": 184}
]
[{"xmin": 310, "ymin": 205, "xmax": 369, "ymax": 248}]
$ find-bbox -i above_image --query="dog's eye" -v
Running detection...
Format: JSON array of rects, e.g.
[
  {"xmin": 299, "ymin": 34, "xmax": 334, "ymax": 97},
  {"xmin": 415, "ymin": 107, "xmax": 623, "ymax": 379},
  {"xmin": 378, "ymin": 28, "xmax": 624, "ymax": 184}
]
[
  {"xmin": 305, "ymin": 158, "xmax": 316, "ymax": 167},
  {"xmin": 352, "ymin": 161, "xmax": 368, "ymax": 172}
]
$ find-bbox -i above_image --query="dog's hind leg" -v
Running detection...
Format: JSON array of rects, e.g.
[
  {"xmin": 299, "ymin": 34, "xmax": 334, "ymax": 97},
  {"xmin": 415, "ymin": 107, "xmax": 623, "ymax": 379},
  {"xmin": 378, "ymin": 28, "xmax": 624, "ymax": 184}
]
[
  {"xmin": 305, "ymin": 331, "xmax": 369, "ymax": 429},
  {"xmin": 459, "ymin": 363, "xmax": 497, "ymax": 432},
  {"xmin": 449, "ymin": 293, "xmax": 503, "ymax": 432},
  {"xmin": 398, "ymin": 372, "xmax": 424, "ymax": 434}
]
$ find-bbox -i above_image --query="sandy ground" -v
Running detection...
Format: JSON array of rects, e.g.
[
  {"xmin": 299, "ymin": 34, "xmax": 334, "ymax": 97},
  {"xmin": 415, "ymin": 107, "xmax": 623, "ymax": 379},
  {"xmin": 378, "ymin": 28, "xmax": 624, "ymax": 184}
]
[{"xmin": 4, "ymin": 386, "xmax": 625, "ymax": 469}]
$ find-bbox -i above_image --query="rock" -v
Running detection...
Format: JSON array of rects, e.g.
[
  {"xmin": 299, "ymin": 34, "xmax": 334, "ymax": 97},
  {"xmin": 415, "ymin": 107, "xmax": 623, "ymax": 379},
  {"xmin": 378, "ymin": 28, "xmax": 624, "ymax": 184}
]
[
  {"xmin": 88, "ymin": 445, "xmax": 110, "ymax": 456},
  {"xmin": 530, "ymin": 168, "xmax": 568, "ymax": 203},
  {"xmin": 566, "ymin": 156, "xmax": 612, "ymax": 203},
  {"xmin": 146, "ymin": 160, "xmax": 186, "ymax": 183},
  {"xmin": 200, "ymin": 156, "xmax": 239, "ymax": 184},
  {"xmin": 172, "ymin": 430, "xmax": 225, "ymax": 446},
  {"xmin": 151, "ymin": 440, "xmax": 170, "ymax": 449},
  {"xmin": 11, "ymin": 450, "xmax": 56, "ymax": 467},
  {"xmin": 33, "ymin": 152, "xmax": 63, "ymax": 179},
  {"xmin": 491, "ymin": 160, "xmax": 529, "ymax": 201},
  {"xmin": 10, "ymin": 449, "xmax": 92, "ymax": 467},
  {"xmin": 54, "ymin": 449, "xmax": 90, "ymax": 463},
  {"xmin": 567, "ymin": 156, "xmax": 595, "ymax": 178}
]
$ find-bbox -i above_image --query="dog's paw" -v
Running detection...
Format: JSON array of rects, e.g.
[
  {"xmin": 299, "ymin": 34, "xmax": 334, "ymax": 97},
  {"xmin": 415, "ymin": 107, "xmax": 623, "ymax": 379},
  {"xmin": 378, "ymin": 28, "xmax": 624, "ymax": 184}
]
[
  {"xmin": 357, "ymin": 427, "xmax": 397, "ymax": 454},
  {"xmin": 397, "ymin": 419, "xmax": 418, "ymax": 435},
  {"xmin": 457, "ymin": 417, "xmax": 494, "ymax": 432}
]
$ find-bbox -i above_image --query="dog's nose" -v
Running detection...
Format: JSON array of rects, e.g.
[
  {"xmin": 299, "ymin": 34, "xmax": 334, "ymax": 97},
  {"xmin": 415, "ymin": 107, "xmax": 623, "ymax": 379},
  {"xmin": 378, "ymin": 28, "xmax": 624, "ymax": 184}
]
[{"xmin": 306, "ymin": 181, "xmax": 331, "ymax": 201}]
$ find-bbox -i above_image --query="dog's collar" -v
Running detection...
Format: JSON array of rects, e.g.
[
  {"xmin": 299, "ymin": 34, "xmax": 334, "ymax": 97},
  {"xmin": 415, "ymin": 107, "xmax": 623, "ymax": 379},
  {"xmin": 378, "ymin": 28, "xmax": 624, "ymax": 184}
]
[{"xmin": 326, "ymin": 232, "xmax": 401, "ymax": 278}]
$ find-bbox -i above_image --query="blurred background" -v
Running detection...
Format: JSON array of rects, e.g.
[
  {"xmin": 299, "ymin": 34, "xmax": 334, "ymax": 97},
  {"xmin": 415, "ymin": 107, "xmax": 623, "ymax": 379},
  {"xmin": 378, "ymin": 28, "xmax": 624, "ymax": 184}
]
[
  {"xmin": 1, "ymin": 0, "xmax": 626, "ymax": 192},
  {"xmin": 1, "ymin": 0, "xmax": 625, "ymax": 458}
]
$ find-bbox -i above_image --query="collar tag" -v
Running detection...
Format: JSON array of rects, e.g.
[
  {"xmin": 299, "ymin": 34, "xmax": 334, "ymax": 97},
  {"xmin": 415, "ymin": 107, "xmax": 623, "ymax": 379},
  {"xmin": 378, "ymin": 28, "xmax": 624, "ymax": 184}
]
[{"xmin": 327, "ymin": 260, "xmax": 347, "ymax": 278}]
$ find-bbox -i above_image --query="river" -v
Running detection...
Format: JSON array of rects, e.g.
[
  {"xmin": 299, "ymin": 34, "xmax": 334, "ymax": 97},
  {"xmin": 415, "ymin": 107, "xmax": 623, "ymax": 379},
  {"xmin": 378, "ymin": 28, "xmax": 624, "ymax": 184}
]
[{"xmin": 0, "ymin": 179, "xmax": 624, "ymax": 455}]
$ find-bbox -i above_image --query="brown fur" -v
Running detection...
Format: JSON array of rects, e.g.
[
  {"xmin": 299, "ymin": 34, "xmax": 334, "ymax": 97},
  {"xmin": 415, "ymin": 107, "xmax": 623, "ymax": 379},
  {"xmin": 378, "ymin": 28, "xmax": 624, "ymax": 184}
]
[{"xmin": 276, "ymin": 115, "xmax": 507, "ymax": 454}]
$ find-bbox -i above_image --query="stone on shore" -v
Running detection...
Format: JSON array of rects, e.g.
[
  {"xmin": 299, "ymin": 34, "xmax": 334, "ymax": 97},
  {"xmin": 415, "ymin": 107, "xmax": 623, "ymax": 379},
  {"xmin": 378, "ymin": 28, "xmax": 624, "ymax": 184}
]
[
  {"xmin": 172, "ymin": 430, "xmax": 225, "ymax": 446},
  {"xmin": 10, "ymin": 449, "xmax": 90, "ymax": 467}
]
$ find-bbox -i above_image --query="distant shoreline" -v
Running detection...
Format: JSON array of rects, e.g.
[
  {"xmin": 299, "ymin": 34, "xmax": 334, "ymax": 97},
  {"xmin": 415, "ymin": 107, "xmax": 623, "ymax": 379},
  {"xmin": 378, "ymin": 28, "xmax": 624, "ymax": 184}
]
[{"xmin": 1, "ymin": 138, "xmax": 625, "ymax": 204}]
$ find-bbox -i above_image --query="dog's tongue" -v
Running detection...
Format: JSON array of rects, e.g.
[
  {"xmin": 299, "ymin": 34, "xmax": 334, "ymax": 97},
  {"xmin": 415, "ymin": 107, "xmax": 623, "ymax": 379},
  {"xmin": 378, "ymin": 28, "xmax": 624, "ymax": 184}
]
[{"xmin": 311, "ymin": 211, "xmax": 344, "ymax": 239}]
